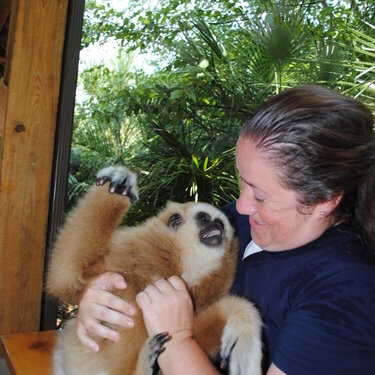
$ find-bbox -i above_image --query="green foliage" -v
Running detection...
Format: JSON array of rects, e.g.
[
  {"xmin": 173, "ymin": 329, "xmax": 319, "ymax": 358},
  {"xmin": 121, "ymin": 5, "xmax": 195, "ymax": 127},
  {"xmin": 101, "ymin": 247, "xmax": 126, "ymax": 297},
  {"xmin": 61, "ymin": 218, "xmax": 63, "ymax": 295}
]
[{"xmin": 70, "ymin": 0, "xmax": 375, "ymax": 223}]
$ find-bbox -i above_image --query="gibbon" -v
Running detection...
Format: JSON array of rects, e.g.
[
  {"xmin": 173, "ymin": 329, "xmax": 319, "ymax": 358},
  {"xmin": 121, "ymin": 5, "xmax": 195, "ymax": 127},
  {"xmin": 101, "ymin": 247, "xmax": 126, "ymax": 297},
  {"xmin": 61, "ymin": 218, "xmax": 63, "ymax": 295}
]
[{"xmin": 46, "ymin": 165, "xmax": 262, "ymax": 375}]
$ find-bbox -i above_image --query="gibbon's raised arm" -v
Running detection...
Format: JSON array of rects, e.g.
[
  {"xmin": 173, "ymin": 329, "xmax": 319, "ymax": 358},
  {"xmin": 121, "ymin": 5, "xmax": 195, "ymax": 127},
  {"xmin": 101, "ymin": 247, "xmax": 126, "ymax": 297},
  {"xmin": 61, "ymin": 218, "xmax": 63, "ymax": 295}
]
[{"xmin": 46, "ymin": 180, "xmax": 134, "ymax": 303}]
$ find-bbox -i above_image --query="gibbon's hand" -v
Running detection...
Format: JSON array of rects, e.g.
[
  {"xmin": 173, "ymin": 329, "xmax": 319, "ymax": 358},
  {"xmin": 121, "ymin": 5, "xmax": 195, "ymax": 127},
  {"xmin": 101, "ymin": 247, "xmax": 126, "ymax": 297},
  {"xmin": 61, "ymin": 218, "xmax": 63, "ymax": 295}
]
[
  {"xmin": 76, "ymin": 272, "xmax": 136, "ymax": 352},
  {"xmin": 136, "ymin": 276, "xmax": 194, "ymax": 344}
]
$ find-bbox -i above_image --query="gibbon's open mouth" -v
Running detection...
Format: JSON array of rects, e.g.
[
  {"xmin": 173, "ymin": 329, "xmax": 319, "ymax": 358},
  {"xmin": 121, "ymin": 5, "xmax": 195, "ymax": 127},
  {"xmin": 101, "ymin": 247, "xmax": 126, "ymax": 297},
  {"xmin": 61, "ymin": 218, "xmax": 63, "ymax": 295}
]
[{"xmin": 200, "ymin": 227, "xmax": 223, "ymax": 247}]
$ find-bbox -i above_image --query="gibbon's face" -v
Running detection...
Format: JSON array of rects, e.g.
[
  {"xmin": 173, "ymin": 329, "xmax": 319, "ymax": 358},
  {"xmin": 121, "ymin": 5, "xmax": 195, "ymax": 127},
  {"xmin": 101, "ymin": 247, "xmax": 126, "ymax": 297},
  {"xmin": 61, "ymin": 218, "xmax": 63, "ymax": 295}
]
[
  {"xmin": 168, "ymin": 209, "xmax": 225, "ymax": 247},
  {"xmin": 161, "ymin": 202, "xmax": 234, "ymax": 287}
]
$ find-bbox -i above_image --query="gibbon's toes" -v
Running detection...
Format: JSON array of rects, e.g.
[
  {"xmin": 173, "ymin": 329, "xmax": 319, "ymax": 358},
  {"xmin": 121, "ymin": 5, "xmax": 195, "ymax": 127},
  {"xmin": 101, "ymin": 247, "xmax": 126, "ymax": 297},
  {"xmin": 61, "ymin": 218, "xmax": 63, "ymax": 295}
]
[
  {"xmin": 220, "ymin": 313, "xmax": 262, "ymax": 375},
  {"xmin": 149, "ymin": 332, "xmax": 171, "ymax": 373},
  {"xmin": 220, "ymin": 340, "xmax": 235, "ymax": 374}
]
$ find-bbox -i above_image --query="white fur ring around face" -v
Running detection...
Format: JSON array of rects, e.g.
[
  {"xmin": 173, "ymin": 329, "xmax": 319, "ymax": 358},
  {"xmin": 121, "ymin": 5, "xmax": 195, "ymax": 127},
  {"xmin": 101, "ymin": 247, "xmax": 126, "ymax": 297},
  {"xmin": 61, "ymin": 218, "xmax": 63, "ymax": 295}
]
[{"xmin": 95, "ymin": 165, "xmax": 139, "ymax": 203}]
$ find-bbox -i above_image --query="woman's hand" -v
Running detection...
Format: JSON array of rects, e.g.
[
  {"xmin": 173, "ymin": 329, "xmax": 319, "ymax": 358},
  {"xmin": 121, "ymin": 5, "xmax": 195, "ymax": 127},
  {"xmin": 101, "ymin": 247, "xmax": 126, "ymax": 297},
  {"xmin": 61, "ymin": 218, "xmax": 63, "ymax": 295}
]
[
  {"xmin": 76, "ymin": 272, "xmax": 136, "ymax": 352},
  {"xmin": 136, "ymin": 276, "xmax": 194, "ymax": 342},
  {"xmin": 136, "ymin": 276, "xmax": 219, "ymax": 375}
]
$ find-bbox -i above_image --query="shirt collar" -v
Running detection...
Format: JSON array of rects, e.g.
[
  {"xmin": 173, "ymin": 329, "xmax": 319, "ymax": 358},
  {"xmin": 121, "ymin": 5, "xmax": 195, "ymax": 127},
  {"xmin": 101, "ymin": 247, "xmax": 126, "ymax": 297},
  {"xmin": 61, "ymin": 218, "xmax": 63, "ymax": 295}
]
[{"xmin": 243, "ymin": 240, "xmax": 263, "ymax": 259}]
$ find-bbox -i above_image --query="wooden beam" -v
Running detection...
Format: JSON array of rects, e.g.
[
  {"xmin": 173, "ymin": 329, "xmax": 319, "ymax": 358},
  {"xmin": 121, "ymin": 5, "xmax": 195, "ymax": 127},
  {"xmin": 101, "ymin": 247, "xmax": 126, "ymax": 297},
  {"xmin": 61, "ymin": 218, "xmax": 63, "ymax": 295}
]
[
  {"xmin": 0, "ymin": 0, "xmax": 11, "ymax": 33},
  {"xmin": 3, "ymin": 0, "xmax": 17, "ymax": 85},
  {"xmin": 0, "ymin": 79, "xmax": 6, "ymax": 162},
  {"xmin": 40, "ymin": 0, "xmax": 85, "ymax": 330},
  {"xmin": 0, "ymin": 0, "xmax": 69, "ymax": 334}
]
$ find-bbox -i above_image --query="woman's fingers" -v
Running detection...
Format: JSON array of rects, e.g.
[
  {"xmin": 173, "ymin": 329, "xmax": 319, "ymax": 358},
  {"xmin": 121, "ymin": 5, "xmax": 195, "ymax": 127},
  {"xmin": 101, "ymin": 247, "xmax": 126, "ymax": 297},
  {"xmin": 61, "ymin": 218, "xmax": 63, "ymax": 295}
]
[
  {"xmin": 76, "ymin": 272, "xmax": 136, "ymax": 350},
  {"xmin": 142, "ymin": 277, "xmax": 186, "ymax": 297},
  {"xmin": 90, "ymin": 300, "xmax": 135, "ymax": 328},
  {"xmin": 136, "ymin": 276, "xmax": 193, "ymax": 338},
  {"xmin": 76, "ymin": 323, "xmax": 101, "ymax": 352},
  {"xmin": 136, "ymin": 279, "xmax": 174, "ymax": 307},
  {"xmin": 84, "ymin": 288, "xmax": 136, "ymax": 317},
  {"xmin": 94, "ymin": 271, "xmax": 128, "ymax": 292},
  {"xmin": 167, "ymin": 275, "xmax": 188, "ymax": 291}
]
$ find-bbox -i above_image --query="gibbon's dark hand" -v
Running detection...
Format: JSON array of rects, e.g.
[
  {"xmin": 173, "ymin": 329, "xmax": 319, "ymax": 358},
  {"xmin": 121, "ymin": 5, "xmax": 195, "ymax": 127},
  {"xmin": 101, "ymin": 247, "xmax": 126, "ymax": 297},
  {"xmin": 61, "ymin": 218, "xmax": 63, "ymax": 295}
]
[
  {"xmin": 76, "ymin": 272, "xmax": 136, "ymax": 352},
  {"xmin": 136, "ymin": 276, "xmax": 194, "ymax": 343}
]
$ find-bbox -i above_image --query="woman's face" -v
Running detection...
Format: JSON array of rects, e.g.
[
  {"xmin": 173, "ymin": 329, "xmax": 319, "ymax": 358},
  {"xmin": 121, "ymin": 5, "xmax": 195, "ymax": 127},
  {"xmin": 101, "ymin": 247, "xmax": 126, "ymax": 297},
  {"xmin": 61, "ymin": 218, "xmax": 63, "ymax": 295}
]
[{"xmin": 236, "ymin": 136, "xmax": 331, "ymax": 251}]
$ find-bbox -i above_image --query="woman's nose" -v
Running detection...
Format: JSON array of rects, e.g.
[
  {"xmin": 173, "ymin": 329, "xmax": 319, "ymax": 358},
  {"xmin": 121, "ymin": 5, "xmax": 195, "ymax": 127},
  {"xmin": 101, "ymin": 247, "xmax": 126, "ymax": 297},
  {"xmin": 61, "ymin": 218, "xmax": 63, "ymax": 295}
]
[{"xmin": 236, "ymin": 192, "xmax": 257, "ymax": 215}]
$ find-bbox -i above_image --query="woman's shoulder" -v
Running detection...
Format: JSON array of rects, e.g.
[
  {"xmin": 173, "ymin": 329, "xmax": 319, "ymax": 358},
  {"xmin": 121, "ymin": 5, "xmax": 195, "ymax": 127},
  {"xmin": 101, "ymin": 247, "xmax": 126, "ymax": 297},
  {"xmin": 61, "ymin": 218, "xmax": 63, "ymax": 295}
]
[
  {"xmin": 285, "ymin": 225, "xmax": 375, "ymax": 310},
  {"xmin": 310, "ymin": 224, "xmax": 374, "ymax": 272},
  {"xmin": 273, "ymin": 224, "xmax": 375, "ymax": 306},
  {"xmin": 284, "ymin": 223, "xmax": 373, "ymax": 268}
]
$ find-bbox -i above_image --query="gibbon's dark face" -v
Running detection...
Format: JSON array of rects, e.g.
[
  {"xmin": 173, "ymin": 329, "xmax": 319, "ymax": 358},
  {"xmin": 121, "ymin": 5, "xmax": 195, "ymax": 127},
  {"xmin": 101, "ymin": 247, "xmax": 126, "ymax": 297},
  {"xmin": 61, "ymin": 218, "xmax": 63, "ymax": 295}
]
[{"xmin": 167, "ymin": 211, "xmax": 224, "ymax": 247}]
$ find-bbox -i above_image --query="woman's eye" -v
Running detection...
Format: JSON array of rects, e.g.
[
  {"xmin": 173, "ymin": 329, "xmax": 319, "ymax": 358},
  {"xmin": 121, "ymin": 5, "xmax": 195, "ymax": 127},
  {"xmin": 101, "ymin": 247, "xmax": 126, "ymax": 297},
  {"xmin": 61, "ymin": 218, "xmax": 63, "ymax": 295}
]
[{"xmin": 255, "ymin": 196, "xmax": 265, "ymax": 203}]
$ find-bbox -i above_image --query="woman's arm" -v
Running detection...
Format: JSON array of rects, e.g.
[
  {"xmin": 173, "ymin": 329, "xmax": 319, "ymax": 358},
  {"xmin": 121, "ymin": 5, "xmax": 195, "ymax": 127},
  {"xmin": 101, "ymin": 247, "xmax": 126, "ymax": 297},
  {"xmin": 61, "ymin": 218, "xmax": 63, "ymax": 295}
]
[
  {"xmin": 76, "ymin": 272, "xmax": 136, "ymax": 351},
  {"xmin": 136, "ymin": 276, "xmax": 220, "ymax": 375},
  {"xmin": 158, "ymin": 337, "xmax": 220, "ymax": 375}
]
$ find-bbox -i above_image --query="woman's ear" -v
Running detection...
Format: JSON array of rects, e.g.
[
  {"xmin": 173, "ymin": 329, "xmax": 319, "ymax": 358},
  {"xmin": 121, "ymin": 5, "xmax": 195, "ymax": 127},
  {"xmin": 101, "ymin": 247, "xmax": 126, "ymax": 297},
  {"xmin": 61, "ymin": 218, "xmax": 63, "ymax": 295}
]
[{"xmin": 314, "ymin": 194, "xmax": 343, "ymax": 219}]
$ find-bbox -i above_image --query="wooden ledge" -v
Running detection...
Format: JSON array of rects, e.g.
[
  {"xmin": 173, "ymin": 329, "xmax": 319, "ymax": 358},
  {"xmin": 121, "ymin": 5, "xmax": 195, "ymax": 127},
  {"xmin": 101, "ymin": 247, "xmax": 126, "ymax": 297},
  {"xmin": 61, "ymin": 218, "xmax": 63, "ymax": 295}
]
[{"xmin": 0, "ymin": 330, "xmax": 58, "ymax": 375}]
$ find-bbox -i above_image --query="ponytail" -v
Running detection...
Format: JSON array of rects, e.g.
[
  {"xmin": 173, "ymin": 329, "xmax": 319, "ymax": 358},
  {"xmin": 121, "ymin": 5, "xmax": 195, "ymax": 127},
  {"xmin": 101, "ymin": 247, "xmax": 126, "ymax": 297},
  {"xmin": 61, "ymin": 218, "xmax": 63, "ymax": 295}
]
[{"xmin": 355, "ymin": 161, "xmax": 375, "ymax": 257}]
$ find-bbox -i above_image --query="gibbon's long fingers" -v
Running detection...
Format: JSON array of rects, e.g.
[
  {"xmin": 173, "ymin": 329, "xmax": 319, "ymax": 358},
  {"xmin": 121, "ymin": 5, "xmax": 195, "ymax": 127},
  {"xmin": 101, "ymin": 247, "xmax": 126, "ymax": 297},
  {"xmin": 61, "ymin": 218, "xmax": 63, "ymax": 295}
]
[
  {"xmin": 96, "ymin": 176, "xmax": 111, "ymax": 186},
  {"xmin": 109, "ymin": 179, "xmax": 138, "ymax": 203},
  {"xmin": 95, "ymin": 165, "xmax": 139, "ymax": 202},
  {"xmin": 109, "ymin": 177, "xmax": 128, "ymax": 195},
  {"xmin": 95, "ymin": 173, "xmax": 129, "ymax": 195},
  {"xmin": 150, "ymin": 332, "xmax": 171, "ymax": 373},
  {"xmin": 134, "ymin": 333, "xmax": 171, "ymax": 375},
  {"xmin": 97, "ymin": 173, "xmax": 138, "ymax": 202}
]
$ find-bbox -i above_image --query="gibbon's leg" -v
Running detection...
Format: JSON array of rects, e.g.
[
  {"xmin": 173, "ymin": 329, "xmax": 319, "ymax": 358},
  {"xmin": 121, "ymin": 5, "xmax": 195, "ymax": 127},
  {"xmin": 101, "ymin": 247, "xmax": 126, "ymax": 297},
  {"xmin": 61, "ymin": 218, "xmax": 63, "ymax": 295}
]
[
  {"xmin": 193, "ymin": 295, "xmax": 263, "ymax": 375},
  {"xmin": 133, "ymin": 332, "xmax": 171, "ymax": 375},
  {"xmin": 46, "ymin": 165, "xmax": 138, "ymax": 302}
]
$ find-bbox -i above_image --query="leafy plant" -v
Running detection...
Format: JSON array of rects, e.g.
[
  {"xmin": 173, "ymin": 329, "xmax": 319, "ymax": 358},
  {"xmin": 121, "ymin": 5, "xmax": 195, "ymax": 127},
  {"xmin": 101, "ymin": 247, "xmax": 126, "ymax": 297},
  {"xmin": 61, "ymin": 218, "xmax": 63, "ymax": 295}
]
[{"xmin": 69, "ymin": 0, "xmax": 375, "ymax": 224}]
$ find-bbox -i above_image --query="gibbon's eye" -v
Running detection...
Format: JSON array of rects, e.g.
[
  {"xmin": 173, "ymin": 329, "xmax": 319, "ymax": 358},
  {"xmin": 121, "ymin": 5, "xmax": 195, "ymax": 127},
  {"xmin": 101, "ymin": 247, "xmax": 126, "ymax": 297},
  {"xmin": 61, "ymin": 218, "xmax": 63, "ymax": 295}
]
[
  {"xmin": 196, "ymin": 212, "xmax": 211, "ymax": 224},
  {"xmin": 167, "ymin": 213, "xmax": 183, "ymax": 230}
]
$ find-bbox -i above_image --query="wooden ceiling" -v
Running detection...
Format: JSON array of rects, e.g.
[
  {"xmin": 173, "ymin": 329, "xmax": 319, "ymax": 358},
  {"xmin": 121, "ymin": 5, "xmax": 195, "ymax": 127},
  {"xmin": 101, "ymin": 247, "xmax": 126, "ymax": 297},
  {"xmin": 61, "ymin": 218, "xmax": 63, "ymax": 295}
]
[{"xmin": 0, "ymin": 0, "xmax": 11, "ymax": 79}]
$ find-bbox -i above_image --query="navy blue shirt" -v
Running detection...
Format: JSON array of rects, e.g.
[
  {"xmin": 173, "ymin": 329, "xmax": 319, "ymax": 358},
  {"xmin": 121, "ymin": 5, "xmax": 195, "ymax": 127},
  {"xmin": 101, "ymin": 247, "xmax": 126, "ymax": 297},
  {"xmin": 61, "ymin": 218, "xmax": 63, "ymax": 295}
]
[{"xmin": 223, "ymin": 202, "xmax": 375, "ymax": 375}]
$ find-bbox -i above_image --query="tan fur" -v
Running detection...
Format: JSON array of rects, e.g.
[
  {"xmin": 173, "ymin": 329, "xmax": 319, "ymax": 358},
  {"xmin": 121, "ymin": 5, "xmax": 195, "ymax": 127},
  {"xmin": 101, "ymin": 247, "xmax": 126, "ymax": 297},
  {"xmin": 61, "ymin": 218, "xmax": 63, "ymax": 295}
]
[{"xmin": 47, "ymin": 169, "xmax": 262, "ymax": 375}]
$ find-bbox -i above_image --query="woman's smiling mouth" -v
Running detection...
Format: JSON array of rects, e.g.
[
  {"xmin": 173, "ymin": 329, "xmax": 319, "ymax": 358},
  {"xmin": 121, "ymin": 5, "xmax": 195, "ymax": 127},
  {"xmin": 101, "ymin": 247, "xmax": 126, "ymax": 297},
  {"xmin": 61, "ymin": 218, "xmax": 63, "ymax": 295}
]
[{"xmin": 250, "ymin": 216, "xmax": 266, "ymax": 227}]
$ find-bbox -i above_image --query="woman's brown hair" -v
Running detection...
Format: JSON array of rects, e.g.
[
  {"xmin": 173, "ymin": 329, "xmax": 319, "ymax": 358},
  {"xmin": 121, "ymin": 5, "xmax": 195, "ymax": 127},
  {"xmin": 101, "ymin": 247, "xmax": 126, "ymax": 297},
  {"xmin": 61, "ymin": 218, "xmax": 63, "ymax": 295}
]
[{"xmin": 240, "ymin": 85, "xmax": 375, "ymax": 254}]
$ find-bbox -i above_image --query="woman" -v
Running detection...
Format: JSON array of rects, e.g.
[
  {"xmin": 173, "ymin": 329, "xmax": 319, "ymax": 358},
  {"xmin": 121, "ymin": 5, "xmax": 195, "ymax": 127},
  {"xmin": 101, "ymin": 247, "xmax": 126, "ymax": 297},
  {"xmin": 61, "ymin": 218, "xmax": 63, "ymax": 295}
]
[{"xmin": 75, "ymin": 85, "xmax": 375, "ymax": 374}]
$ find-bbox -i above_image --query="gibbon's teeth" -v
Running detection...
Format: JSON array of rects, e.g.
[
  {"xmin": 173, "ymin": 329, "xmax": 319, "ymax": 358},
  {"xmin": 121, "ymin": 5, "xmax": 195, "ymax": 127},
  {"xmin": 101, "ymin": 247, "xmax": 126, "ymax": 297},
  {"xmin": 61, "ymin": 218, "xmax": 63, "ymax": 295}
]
[{"xmin": 203, "ymin": 229, "xmax": 221, "ymax": 239}]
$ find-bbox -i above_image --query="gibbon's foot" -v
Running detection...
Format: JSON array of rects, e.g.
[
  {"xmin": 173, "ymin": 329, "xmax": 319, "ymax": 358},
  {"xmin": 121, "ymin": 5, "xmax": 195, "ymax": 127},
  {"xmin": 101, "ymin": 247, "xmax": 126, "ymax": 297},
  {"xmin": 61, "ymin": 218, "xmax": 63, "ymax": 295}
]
[
  {"xmin": 95, "ymin": 165, "xmax": 139, "ymax": 203},
  {"xmin": 149, "ymin": 332, "xmax": 171, "ymax": 375},
  {"xmin": 219, "ymin": 341, "xmax": 234, "ymax": 374},
  {"xmin": 219, "ymin": 304, "xmax": 262, "ymax": 375}
]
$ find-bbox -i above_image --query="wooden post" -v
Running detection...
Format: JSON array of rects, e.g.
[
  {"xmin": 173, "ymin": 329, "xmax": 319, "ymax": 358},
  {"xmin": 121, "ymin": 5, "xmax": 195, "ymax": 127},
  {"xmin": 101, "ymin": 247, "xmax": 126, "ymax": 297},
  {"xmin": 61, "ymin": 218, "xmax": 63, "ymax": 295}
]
[
  {"xmin": 0, "ymin": 79, "xmax": 6, "ymax": 149},
  {"xmin": 40, "ymin": 0, "xmax": 85, "ymax": 330},
  {"xmin": 0, "ymin": 0, "xmax": 69, "ymax": 334}
]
